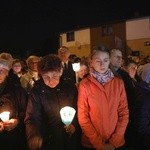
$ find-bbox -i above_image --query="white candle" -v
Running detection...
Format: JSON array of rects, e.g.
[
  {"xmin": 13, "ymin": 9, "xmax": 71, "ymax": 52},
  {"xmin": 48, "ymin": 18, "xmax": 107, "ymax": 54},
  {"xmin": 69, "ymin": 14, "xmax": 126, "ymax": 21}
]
[
  {"xmin": 72, "ymin": 63, "xmax": 80, "ymax": 83},
  {"xmin": 60, "ymin": 106, "xmax": 76, "ymax": 125},
  {"xmin": 72, "ymin": 63, "xmax": 80, "ymax": 72},
  {"xmin": 0, "ymin": 111, "xmax": 10, "ymax": 122}
]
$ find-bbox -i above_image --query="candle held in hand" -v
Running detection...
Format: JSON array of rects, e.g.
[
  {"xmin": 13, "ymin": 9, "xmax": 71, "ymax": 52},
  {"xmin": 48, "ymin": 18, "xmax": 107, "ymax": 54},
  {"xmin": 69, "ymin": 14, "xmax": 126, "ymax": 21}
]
[
  {"xmin": 60, "ymin": 106, "xmax": 76, "ymax": 125},
  {"xmin": 0, "ymin": 111, "xmax": 10, "ymax": 122}
]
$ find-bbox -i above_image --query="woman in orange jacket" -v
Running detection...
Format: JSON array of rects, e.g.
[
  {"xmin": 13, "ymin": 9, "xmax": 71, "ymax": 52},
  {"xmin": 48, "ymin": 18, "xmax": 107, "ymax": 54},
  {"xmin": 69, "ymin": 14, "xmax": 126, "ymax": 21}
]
[{"xmin": 77, "ymin": 46, "xmax": 129, "ymax": 150}]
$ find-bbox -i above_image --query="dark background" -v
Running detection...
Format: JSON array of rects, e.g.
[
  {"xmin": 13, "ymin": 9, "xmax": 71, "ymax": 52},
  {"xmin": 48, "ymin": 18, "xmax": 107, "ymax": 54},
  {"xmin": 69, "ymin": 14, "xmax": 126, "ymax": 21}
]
[{"xmin": 0, "ymin": 0, "xmax": 149, "ymax": 58}]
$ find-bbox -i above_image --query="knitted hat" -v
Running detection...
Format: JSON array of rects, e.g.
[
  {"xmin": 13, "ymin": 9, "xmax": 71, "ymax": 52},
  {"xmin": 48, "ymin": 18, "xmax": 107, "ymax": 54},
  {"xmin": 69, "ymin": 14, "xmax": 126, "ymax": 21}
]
[{"xmin": 0, "ymin": 58, "xmax": 10, "ymax": 70}]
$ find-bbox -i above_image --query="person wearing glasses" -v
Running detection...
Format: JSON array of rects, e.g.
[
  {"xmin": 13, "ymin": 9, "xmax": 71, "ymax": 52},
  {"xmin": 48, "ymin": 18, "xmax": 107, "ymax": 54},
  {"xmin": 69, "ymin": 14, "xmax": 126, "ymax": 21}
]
[
  {"xmin": 0, "ymin": 58, "xmax": 28, "ymax": 150},
  {"xmin": 20, "ymin": 55, "xmax": 40, "ymax": 93}
]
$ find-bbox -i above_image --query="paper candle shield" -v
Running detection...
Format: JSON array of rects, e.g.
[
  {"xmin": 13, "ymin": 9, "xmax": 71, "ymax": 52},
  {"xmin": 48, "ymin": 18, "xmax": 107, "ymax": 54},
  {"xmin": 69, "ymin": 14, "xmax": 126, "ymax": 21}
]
[
  {"xmin": 72, "ymin": 63, "xmax": 80, "ymax": 72},
  {"xmin": 0, "ymin": 111, "xmax": 10, "ymax": 122},
  {"xmin": 60, "ymin": 106, "xmax": 76, "ymax": 125}
]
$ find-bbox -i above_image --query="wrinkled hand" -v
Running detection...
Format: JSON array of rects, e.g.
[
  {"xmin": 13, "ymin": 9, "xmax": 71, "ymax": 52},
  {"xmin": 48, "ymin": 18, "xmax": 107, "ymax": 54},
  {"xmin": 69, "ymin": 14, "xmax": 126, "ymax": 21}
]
[
  {"xmin": 28, "ymin": 136, "xmax": 43, "ymax": 150},
  {"xmin": 102, "ymin": 143, "xmax": 115, "ymax": 150},
  {"xmin": 3, "ymin": 118, "xmax": 19, "ymax": 131},
  {"xmin": 64, "ymin": 124, "xmax": 75, "ymax": 136},
  {"xmin": 0, "ymin": 122, "xmax": 4, "ymax": 132}
]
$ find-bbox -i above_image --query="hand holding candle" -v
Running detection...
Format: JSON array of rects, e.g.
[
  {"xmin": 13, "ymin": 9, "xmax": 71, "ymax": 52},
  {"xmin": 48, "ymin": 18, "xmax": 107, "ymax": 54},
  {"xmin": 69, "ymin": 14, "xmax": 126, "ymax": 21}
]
[
  {"xmin": 3, "ymin": 118, "xmax": 18, "ymax": 131},
  {"xmin": 0, "ymin": 121, "xmax": 4, "ymax": 132},
  {"xmin": 64, "ymin": 124, "xmax": 75, "ymax": 135},
  {"xmin": 60, "ymin": 106, "xmax": 76, "ymax": 136},
  {"xmin": 0, "ymin": 111, "xmax": 18, "ymax": 131}
]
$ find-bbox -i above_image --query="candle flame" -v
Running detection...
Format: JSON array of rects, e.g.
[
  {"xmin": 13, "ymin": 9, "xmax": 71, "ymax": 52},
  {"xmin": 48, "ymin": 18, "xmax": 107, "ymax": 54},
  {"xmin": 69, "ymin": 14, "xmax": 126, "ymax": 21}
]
[{"xmin": 0, "ymin": 111, "xmax": 10, "ymax": 122}]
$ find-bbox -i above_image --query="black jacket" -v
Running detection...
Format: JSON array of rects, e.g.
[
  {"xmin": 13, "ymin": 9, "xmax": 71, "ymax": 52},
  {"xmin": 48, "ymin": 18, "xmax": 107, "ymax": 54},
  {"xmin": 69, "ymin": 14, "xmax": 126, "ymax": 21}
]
[
  {"xmin": 0, "ymin": 77, "xmax": 28, "ymax": 150},
  {"xmin": 130, "ymin": 82, "xmax": 150, "ymax": 150},
  {"xmin": 60, "ymin": 61, "xmax": 76, "ymax": 84},
  {"xmin": 25, "ymin": 79, "xmax": 82, "ymax": 150}
]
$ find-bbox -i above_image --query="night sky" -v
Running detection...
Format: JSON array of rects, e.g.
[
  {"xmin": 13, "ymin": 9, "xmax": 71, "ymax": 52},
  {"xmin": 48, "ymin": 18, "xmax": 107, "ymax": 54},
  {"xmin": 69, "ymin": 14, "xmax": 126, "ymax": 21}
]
[{"xmin": 0, "ymin": 0, "xmax": 149, "ymax": 58}]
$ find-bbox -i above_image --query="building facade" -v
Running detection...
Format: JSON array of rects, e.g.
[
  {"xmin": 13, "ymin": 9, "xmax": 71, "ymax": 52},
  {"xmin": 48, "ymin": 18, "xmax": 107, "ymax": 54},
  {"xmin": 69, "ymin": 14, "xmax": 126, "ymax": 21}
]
[{"xmin": 60, "ymin": 16, "xmax": 150, "ymax": 58}]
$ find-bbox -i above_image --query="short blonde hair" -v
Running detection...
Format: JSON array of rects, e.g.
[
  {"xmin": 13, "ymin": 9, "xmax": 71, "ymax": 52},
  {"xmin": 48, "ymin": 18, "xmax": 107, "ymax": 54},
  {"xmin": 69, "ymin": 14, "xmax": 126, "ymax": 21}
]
[{"xmin": 26, "ymin": 55, "xmax": 40, "ymax": 67}]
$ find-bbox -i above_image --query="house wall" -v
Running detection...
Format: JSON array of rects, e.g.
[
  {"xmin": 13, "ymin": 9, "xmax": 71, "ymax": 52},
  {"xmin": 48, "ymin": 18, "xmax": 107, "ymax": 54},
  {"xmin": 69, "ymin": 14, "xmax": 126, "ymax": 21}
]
[
  {"xmin": 59, "ymin": 16, "xmax": 150, "ymax": 58},
  {"xmin": 90, "ymin": 27, "xmax": 114, "ymax": 49},
  {"xmin": 126, "ymin": 17, "xmax": 150, "ymax": 57},
  {"xmin": 90, "ymin": 21, "xmax": 126, "ymax": 54},
  {"xmin": 60, "ymin": 29, "xmax": 91, "ymax": 58}
]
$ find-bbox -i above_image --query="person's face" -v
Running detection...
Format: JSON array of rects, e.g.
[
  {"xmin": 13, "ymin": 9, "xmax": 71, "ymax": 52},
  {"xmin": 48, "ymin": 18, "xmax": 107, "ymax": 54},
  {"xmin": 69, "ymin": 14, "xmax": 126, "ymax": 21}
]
[
  {"xmin": 110, "ymin": 50, "xmax": 123, "ymax": 69},
  {"xmin": 28, "ymin": 58, "xmax": 40, "ymax": 72},
  {"xmin": 0, "ymin": 68, "xmax": 8, "ymax": 84},
  {"xmin": 147, "ymin": 56, "xmax": 150, "ymax": 63},
  {"xmin": 91, "ymin": 51, "xmax": 110, "ymax": 74},
  {"xmin": 42, "ymin": 70, "xmax": 63, "ymax": 88},
  {"xmin": 126, "ymin": 63, "xmax": 137, "ymax": 78},
  {"xmin": 12, "ymin": 62, "xmax": 22, "ymax": 73},
  {"xmin": 77, "ymin": 64, "xmax": 88, "ymax": 79},
  {"xmin": 58, "ymin": 48, "xmax": 70, "ymax": 62}
]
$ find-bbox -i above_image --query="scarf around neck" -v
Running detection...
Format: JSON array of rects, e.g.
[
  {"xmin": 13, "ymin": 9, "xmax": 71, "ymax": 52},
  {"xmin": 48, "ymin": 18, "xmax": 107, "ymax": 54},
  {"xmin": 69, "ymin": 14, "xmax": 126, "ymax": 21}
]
[{"xmin": 90, "ymin": 68, "xmax": 114, "ymax": 85}]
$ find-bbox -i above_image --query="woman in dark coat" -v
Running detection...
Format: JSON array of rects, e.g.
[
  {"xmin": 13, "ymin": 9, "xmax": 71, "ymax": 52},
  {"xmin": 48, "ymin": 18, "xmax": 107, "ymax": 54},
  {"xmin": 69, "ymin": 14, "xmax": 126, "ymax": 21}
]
[
  {"xmin": 0, "ymin": 58, "xmax": 28, "ymax": 150},
  {"xmin": 131, "ymin": 64, "xmax": 150, "ymax": 150},
  {"xmin": 24, "ymin": 54, "xmax": 82, "ymax": 150}
]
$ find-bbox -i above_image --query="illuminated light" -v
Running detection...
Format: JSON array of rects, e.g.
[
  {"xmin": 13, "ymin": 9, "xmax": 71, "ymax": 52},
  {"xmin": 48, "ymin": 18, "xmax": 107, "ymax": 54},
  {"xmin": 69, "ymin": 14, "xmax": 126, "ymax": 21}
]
[
  {"xmin": 0, "ymin": 111, "xmax": 10, "ymax": 122},
  {"xmin": 60, "ymin": 106, "xmax": 76, "ymax": 126},
  {"xmin": 72, "ymin": 63, "xmax": 80, "ymax": 72}
]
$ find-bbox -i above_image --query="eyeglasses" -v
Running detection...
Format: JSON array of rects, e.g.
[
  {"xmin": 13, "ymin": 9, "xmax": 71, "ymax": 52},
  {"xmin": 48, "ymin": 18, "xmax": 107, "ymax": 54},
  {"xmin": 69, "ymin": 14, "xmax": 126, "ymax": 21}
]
[{"xmin": 130, "ymin": 66, "xmax": 137, "ymax": 70}]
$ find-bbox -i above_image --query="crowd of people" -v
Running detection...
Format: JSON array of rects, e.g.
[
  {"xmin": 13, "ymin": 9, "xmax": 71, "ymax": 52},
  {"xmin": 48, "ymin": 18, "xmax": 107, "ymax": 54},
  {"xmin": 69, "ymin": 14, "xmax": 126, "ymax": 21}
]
[{"xmin": 0, "ymin": 46, "xmax": 150, "ymax": 150}]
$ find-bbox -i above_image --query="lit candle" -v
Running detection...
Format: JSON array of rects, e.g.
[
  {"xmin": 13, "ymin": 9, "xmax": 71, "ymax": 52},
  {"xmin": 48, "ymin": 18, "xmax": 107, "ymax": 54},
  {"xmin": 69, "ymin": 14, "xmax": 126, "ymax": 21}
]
[
  {"xmin": 60, "ymin": 106, "xmax": 76, "ymax": 126},
  {"xmin": 72, "ymin": 63, "xmax": 80, "ymax": 72},
  {"xmin": 0, "ymin": 111, "xmax": 10, "ymax": 122},
  {"xmin": 72, "ymin": 63, "xmax": 80, "ymax": 83}
]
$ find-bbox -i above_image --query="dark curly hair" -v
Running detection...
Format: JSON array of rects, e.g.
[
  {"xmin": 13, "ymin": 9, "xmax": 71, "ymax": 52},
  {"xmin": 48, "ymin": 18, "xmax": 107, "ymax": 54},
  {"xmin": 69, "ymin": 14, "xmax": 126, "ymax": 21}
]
[{"xmin": 38, "ymin": 54, "xmax": 63, "ymax": 75}]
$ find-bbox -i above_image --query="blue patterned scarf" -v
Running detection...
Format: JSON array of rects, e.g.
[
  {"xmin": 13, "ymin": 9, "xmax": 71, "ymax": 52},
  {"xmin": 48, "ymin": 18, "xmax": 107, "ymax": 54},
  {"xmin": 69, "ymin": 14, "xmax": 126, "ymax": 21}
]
[{"xmin": 90, "ymin": 68, "xmax": 114, "ymax": 85}]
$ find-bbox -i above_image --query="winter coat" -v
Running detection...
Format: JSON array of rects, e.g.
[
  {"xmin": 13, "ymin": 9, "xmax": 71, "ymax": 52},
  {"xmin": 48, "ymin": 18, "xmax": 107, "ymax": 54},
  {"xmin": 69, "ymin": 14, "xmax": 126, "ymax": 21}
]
[
  {"xmin": 78, "ymin": 76, "xmax": 129, "ymax": 150},
  {"xmin": 24, "ymin": 79, "xmax": 82, "ymax": 150},
  {"xmin": 131, "ymin": 81, "xmax": 150, "ymax": 150},
  {"xmin": 0, "ymin": 77, "xmax": 28, "ymax": 150},
  {"xmin": 60, "ymin": 61, "xmax": 76, "ymax": 84}
]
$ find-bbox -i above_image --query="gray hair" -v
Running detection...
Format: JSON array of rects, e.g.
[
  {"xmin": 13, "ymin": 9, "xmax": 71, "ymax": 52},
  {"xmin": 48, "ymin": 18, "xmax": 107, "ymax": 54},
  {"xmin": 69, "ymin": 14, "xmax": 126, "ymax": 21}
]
[{"xmin": 0, "ymin": 58, "xmax": 10, "ymax": 70}]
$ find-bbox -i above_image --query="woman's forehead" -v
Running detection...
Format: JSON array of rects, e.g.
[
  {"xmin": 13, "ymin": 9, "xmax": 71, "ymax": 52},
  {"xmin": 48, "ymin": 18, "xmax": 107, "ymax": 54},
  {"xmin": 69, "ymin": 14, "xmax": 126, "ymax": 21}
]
[{"xmin": 92, "ymin": 52, "xmax": 109, "ymax": 59}]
